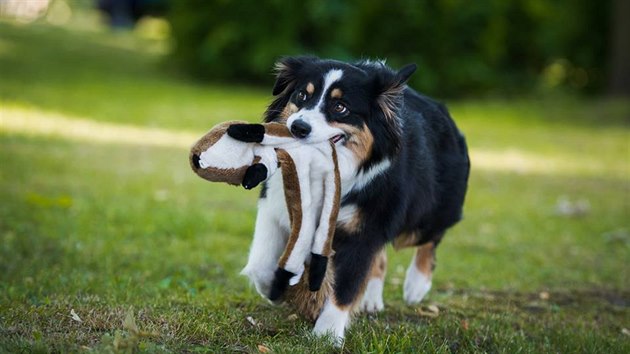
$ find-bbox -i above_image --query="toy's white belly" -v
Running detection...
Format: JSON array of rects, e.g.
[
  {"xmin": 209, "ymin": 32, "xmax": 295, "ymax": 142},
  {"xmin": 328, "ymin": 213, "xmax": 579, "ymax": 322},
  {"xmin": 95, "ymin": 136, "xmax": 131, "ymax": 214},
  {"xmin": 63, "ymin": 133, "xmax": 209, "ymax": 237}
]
[{"xmin": 198, "ymin": 135, "xmax": 253, "ymax": 169}]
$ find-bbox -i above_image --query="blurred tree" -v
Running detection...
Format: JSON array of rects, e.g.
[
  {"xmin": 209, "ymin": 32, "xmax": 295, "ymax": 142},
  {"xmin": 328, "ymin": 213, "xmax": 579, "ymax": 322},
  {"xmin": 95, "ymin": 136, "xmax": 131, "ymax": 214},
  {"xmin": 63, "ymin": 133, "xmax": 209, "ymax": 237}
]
[
  {"xmin": 167, "ymin": 0, "xmax": 612, "ymax": 97},
  {"xmin": 97, "ymin": 0, "xmax": 167, "ymax": 28},
  {"xmin": 608, "ymin": 0, "xmax": 630, "ymax": 96}
]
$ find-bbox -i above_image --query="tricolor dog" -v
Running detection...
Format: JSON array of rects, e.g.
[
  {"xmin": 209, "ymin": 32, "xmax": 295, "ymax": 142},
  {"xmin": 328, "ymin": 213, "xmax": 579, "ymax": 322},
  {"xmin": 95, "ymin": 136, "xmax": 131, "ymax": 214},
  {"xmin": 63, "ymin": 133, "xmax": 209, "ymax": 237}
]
[{"xmin": 241, "ymin": 56, "xmax": 470, "ymax": 343}]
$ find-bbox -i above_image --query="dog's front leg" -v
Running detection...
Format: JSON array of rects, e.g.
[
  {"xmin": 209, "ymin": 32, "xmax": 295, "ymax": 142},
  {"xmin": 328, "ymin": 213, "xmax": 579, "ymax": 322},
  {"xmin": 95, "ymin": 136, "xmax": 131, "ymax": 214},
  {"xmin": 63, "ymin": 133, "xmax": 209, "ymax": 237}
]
[
  {"xmin": 313, "ymin": 297, "xmax": 351, "ymax": 346},
  {"xmin": 313, "ymin": 238, "xmax": 377, "ymax": 345},
  {"xmin": 241, "ymin": 176, "xmax": 288, "ymax": 299}
]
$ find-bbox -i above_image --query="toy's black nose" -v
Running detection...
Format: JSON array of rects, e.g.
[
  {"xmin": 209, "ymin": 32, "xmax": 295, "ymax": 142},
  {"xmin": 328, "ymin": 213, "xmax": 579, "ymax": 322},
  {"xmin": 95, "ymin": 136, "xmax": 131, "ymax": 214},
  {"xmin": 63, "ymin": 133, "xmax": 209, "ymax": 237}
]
[
  {"xmin": 192, "ymin": 154, "xmax": 201, "ymax": 169},
  {"xmin": 290, "ymin": 119, "xmax": 311, "ymax": 138}
]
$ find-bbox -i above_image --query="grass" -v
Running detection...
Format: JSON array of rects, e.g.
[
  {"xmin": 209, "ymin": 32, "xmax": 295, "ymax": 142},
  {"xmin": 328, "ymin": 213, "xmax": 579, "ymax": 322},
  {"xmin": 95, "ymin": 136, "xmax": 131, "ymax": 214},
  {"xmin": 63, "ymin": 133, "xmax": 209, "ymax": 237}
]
[{"xmin": 1, "ymin": 14, "xmax": 629, "ymax": 353}]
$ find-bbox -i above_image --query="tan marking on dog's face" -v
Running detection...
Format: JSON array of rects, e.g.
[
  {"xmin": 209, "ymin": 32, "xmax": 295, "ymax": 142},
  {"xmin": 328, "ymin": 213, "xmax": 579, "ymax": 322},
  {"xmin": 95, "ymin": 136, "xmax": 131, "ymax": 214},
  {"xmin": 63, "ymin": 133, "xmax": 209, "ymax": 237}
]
[
  {"xmin": 415, "ymin": 242, "xmax": 435, "ymax": 277},
  {"xmin": 279, "ymin": 103, "xmax": 299, "ymax": 121},
  {"xmin": 332, "ymin": 122, "xmax": 374, "ymax": 162},
  {"xmin": 306, "ymin": 82, "xmax": 315, "ymax": 95},
  {"xmin": 330, "ymin": 88, "xmax": 343, "ymax": 99}
]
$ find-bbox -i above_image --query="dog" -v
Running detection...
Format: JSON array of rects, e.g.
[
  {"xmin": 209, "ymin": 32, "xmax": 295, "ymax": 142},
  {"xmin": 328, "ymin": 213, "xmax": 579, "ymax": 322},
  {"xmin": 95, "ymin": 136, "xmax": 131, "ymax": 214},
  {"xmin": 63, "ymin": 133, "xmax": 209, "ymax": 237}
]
[{"xmin": 240, "ymin": 56, "xmax": 470, "ymax": 343}]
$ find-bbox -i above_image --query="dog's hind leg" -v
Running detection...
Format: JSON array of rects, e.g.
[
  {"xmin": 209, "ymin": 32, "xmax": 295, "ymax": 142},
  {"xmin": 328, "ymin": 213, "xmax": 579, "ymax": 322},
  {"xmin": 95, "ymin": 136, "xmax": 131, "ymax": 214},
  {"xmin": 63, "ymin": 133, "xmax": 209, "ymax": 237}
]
[
  {"xmin": 403, "ymin": 240, "xmax": 436, "ymax": 305},
  {"xmin": 358, "ymin": 248, "xmax": 387, "ymax": 313}
]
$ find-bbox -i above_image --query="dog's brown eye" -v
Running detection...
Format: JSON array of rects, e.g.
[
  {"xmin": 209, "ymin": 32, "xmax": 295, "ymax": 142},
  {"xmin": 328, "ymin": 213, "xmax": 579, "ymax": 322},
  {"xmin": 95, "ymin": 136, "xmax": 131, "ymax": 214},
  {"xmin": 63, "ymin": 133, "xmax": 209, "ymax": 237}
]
[
  {"xmin": 297, "ymin": 90, "xmax": 307, "ymax": 102},
  {"xmin": 333, "ymin": 103, "xmax": 348, "ymax": 114}
]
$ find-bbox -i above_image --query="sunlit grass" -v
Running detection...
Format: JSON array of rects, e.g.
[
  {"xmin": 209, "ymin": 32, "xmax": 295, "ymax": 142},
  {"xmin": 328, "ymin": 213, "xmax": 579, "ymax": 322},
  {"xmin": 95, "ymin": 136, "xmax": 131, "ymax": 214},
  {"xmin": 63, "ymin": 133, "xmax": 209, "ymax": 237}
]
[
  {"xmin": 0, "ymin": 19, "xmax": 628, "ymax": 353},
  {"xmin": 1, "ymin": 104, "xmax": 198, "ymax": 148},
  {"xmin": 3, "ymin": 102, "xmax": 627, "ymax": 178}
]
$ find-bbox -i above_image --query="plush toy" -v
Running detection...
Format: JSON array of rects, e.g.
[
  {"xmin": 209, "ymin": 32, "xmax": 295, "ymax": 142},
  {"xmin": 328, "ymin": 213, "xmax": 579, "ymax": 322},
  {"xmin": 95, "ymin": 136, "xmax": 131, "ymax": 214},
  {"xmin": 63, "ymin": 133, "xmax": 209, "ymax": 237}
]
[{"xmin": 189, "ymin": 121, "xmax": 340, "ymax": 300}]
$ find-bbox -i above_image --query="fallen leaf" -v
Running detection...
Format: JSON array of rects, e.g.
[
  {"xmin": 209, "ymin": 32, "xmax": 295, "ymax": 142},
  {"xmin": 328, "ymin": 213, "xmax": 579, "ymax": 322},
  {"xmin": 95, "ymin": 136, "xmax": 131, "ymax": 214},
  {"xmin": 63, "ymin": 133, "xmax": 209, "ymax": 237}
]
[
  {"xmin": 427, "ymin": 304, "xmax": 440, "ymax": 314},
  {"xmin": 246, "ymin": 316, "xmax": 258, "ymax": 327},
  {"xmin": 257, "ymin": 344, "xmax": 271, "ymax": 353},
  {"xmin": 70, "ymin": 309, "xmax": 82, "ymax": 323},
  {"xmin": 417, "ymin": 307, "xmax": 439, "ymax": 318},
  {"xmin": 539, "ymin": 291, "xmax": 550, "ymax": 300},
  {"xmin": 123, "ymin": 308, "xmax": 139, "ymax": 334},
  {"xmin": 622, "ymin": 328, "xmax": 630, "ymax": 336},
  {"xmin": 461, "ymin": 319, "xmax": 469, "ymax": 330},
  {"xmin": 287, "ymin": 314, "xmax": 298, "ymax": 321}
]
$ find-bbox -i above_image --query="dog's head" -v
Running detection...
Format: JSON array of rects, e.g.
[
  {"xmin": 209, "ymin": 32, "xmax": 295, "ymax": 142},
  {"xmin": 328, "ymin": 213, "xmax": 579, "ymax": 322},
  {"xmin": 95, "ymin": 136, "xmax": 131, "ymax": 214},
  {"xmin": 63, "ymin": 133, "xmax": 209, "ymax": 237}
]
[{"xmin": 264, "ymin": 56, "xmax": 416, "ymax": 167}]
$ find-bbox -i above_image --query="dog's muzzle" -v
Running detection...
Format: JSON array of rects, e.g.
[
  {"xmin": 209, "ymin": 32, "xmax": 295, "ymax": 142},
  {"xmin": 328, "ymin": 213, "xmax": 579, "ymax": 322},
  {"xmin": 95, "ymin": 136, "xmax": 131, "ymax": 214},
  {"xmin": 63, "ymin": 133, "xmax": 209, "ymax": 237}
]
[{"xmin": 290, "ymin": 119, "xmax": 311, "ymax": 139}]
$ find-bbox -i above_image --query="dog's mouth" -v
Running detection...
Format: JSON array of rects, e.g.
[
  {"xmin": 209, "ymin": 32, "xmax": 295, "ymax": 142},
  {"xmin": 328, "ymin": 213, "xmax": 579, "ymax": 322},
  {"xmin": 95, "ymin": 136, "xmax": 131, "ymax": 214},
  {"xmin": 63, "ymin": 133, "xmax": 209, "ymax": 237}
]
[{"xmin": 330, "ymin": 134, "xmax": 347, "ymax": 144}]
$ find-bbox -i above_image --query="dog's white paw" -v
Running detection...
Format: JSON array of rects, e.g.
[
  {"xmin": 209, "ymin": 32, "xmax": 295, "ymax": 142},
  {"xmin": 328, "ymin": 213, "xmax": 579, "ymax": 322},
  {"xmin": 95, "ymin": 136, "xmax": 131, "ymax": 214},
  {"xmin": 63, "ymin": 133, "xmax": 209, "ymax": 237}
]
[
  {"xmin": 359, "ymin": 278, "xmax": 384, "ymax": 313},
  {"xmin": 313, "ymin": 300, "xmax": 350, "ymax": 347},
  {"xmin": 403, "ymin": 263, "xmax": 432, "ymax": 305},
  {"xmin": 241, "ymin": 265, "xmax": 274, "ymax": 299}
]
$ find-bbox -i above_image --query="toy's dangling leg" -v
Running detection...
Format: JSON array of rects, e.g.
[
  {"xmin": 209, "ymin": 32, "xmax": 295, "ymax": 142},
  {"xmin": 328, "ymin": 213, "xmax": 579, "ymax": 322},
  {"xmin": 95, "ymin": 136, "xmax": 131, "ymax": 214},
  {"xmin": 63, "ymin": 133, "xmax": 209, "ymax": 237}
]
[
  {"xmin": 227, "ymin": 122, "xmax": 294, "ymax": 146},
  {"xmin": 309, "ymin": 142, "xmax": 341, "ymax": 291},
  {"xmin": 269, "ymin": 149, "xmax": 316, "ymax": 301}
]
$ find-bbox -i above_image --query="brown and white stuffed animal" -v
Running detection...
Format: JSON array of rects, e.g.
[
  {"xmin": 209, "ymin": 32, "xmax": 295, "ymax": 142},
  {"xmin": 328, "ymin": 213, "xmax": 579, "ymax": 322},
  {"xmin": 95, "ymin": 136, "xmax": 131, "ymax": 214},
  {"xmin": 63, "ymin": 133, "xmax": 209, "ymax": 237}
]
[{"xmin": 189, "ymin": 121, "xmax": 340, "ymax": 300}]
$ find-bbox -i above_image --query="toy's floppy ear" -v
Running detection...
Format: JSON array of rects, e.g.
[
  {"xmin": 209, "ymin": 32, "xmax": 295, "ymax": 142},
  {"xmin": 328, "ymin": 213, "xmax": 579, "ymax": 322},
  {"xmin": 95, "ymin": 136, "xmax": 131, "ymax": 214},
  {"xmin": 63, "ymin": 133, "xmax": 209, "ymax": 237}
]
[
  {"xmin": 227, "ymin": 123, "xmax": 265, "ymax": 143},
  {"xmin": 272, "ymin": 56, "xmax": 316, "ymax": 96}
]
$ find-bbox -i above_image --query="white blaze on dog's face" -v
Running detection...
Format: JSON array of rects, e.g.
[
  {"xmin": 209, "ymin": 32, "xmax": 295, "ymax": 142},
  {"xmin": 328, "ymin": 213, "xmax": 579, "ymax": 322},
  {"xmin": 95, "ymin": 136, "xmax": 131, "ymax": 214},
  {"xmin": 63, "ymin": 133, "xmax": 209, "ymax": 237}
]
[{"xmin": 285, "ymin": 69, "xmax": 346, "ymax": 144}]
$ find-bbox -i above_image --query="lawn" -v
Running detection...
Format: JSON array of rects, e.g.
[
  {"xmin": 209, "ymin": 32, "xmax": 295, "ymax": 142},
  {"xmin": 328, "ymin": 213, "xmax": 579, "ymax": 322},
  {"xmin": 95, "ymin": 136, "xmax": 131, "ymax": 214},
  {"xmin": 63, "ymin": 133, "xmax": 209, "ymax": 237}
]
[{"xmin": 1, "ymin": 16, "xmax": 629, "ymax": 353}]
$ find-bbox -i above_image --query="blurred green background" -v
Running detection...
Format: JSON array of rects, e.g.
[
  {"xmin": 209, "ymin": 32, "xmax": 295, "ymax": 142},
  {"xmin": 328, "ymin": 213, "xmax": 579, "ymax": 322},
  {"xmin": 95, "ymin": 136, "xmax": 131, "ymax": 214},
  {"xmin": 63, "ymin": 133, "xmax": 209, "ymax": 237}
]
[
  {"xmin": 167, "ymin": 0, "xmax": 617, "ymax": 97},
  {"xmin": 0, "ymin": 0, "xmax": 628, "ymax": 352}
]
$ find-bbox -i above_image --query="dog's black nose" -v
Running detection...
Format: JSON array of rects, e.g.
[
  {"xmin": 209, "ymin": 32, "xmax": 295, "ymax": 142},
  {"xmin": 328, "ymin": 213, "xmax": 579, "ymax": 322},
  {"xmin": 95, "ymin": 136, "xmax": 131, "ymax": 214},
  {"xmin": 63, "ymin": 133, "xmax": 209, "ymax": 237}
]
[{"xmin": 290, "ymin": 119, "xmax": 311, "ymax": 138}]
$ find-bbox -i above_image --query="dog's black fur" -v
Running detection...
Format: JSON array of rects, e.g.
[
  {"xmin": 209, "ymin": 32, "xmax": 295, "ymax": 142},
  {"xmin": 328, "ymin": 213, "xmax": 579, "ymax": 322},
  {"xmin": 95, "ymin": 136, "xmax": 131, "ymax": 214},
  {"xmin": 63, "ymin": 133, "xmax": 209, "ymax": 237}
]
[{"xmin": 261, "ymin": 56, "xmax": 470, "ymax": 307}]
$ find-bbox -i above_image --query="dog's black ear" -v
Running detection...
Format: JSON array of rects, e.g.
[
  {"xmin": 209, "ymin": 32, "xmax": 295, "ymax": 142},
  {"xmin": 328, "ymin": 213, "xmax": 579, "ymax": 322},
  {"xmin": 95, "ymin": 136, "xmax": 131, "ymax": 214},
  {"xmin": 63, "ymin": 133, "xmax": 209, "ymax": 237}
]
[
  {"xmin": 371, "ymin": 63, "xmax": 416, "ymax": 155},
  {"xmin": 271, "ymin": 56, "xmax": 316, "ymax": 96},
  {"xmin": 395, "ymin": 63, "xmax": 417, "ymax": 86},
  {"xmin": 376, "ymin": 63, "xmax": 417, "ymax": 121}
]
